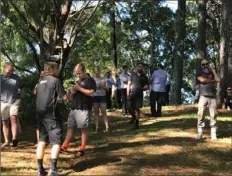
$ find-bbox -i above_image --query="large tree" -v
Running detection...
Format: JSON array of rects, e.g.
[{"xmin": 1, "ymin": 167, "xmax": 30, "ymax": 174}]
[
  {"xmin": 219, "ymin": 0, "xmax": 232, "ymax": 106},
  {"xmin": 196, "ymin": 0, "xmax": 207, "ymax": 74},
  {"xmin": 1, "ymin": 0, "xmax": 100, "ymax": 79},
  {"xmin": 171, "ymin": 0, "xmax": 186, "ymax": 105}
]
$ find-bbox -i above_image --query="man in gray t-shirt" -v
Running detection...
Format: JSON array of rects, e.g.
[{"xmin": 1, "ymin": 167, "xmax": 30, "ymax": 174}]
[
  {"xmin": 195, "ymin": 59, "xmax": 220, "ymax": 141},
  {"xmin": 1, "ymin": 62, "xmax": 24, "ymax": 148}
]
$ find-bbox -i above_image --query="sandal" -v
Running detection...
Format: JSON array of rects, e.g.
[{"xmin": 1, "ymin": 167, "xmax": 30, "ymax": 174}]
[{"xmin": 1, "ymin": 143, "xmax": 10, "ymax": 149}]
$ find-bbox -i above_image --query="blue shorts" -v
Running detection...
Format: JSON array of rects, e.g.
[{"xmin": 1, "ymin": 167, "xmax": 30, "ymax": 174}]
[{"xmin": 93, "ymin": 96, "xmax": 106, "ymax": 104}]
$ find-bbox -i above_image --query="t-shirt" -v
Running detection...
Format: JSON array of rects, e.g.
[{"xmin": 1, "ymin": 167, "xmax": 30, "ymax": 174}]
[
  {"xmin": 106, "ymin": 77, "xmax": 115, "ymax": 88},
  {"xmin": 129, "ymin": 72, "xmax": 149, "ymax": 96},
  {"xmin": 94, "ymin": 77, "xmax": 106, "ymax": 96},
  {"xmin": 1, "ymin": 74, "xmax": 23, "ymax": 104},
  {"xmin": 151, "ymin": 69, "xmax": 167, "ymax": 92},
  {"xmin": 197, "ymin": 71, "xmax": 216, "ymax": 97},
  {"xmin": 36, "ymin": 76, "xmax": 65, "ymax": 119},
  {"xmin": 119, "ymin": 72, "xmax": 131, "ymax": 89},
  {"xmin": 71, "ymin": 76, "xmax": 96, "ymax": 110}
]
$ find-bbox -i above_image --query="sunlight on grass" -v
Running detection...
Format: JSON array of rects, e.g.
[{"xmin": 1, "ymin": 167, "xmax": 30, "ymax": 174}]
[{"xmin": 1, "ymin": 105, "xmax": 232, "ymax": 176}]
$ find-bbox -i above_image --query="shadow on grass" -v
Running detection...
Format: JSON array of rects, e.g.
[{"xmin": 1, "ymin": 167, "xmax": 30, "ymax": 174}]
[
  {"xmin": 61, "ymin": 143, "xmax": 232, "ymax": 175},
  {"xmin": 87, "ymin": 117, "xmax": 231, "ymax": 142}
]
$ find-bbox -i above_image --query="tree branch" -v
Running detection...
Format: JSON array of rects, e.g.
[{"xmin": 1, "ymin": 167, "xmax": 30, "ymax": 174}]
[
  {"xmin": 70, "ymin": 1, "xmax": 101, "ymax": 45},
  {"xmin": 17, "ymin": 32, "xmax": 42, "ymax": 72},
  {"xmin": 2, "ymin": 49, "xmax": 35, "ymax": 74},
  {"xmin": 8, "ymin": 0, "xmax": 38, "ymax": 37}
]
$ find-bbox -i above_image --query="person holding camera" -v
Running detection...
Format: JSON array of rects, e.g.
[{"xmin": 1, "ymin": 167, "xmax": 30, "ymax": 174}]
[
  {"xmin": 196, "ymin": 59, "xmax": 220, "ymax": 140},
  {"xmin": 61, "ymin": 63, "xmax": 96, "ymax": 157}
]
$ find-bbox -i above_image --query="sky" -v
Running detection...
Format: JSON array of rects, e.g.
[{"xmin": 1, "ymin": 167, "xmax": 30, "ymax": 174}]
[{"xmin": 163, "ymin": 0, "xmax": 178, "ymax": 12}]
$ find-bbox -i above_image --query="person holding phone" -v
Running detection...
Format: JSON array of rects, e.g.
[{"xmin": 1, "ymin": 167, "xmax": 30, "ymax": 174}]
[
  {"xmin": 195, "ymin": 59, "xmax": 220, "ymax": 140},
  {"xmin": 61, "ymin": 63, "xmax": 96, "ymax": 157}
]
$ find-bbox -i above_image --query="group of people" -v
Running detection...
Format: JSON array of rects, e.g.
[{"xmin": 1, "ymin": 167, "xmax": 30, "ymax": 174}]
[{"xmin": 1, "ymin": 59, "xmax": 231, "ymax": 176}]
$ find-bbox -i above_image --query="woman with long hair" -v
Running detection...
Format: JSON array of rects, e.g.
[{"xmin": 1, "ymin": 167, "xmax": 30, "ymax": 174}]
[{"xmin": 93, "ymin": 68, "xmax": 109, "ymax": 132}]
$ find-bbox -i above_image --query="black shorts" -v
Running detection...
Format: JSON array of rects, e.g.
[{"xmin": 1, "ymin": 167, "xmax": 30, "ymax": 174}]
[
  {"xmin": 127, "ymin": 93, "xmax": 143, "ymax": 110},
  {"xmin": 38, "ymin": 118, "xmax": 62, "ymax": 145}
]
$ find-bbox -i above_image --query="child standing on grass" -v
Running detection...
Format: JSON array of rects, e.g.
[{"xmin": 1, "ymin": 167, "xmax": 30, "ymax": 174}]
[{"xmin": 35, "ymin": 62, "xmax": 67, "ymax": 176}]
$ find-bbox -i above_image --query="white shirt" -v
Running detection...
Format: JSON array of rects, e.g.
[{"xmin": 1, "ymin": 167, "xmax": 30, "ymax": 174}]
[{"xmin": 151, "ymin": 69, "xmax": 167, "ymax": 92}]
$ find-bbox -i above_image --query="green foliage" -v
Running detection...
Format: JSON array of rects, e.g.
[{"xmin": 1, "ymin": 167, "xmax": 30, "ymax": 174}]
[{"xmin": 0, "ymin": 0, "xmax": 224, "ymax": 112}]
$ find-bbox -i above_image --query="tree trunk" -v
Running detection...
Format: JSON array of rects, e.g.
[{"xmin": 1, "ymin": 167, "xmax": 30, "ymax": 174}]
[
  {"xmin": 150, "ymin": 2, "xmax": 156, "ymax": 70},
  {"xmin": 171, "ymin": 0, "xmax": 186, "ymax": 105},
  {"xmin": 196, "ymin": 0, "xmax": 207, "ymax": 75},
  {"xmin": 219, "ymin": 0, "xmax": 232, "ymax": 107},
  {"xmin": 227, "ymin": 1, "xmax": 232, "ymax": 85},
  {"xmin": 110, "ymin": 0, "xmax": 117, "ymax": 80}
]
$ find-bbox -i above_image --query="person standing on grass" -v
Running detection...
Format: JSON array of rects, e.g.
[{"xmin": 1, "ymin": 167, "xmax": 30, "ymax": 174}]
[
  {"xmin": 105, "ymin": 71, "xmax": 115, "ymax": 112},
  {"xmin": 116, "ymin": 73, "xmax": 122, "ymax": 109},
  {"xmin": 33, "ymin": 71, "xmax": 45, "ymax": 147},
  {"xmin": 224, "ymin": 85, "xmax": 232, "ymax": 110},
  {"xmin": 35, "ymin": 62, "xmax": 67, "ymax": 176},
  {"xmin": 127, "ymin": 62, "xmax": 149, "ymax": 130},
  {"xmin": 93, "ymin": 68, "xmax": 109, "ymax": 132},
  {"xmin": 119, "ymin": 65, "xmax": 131, "ymax": 117},
  {"xmin": 165, "ymin": 72, "xmax": 171, "ymax": 106},
  {"xmin": 195, "ymin": 59, "xmax": 220, "ymax": 140},
  {"xmin": 1, "ymin": 62, "xmax": 24, "ymax": 149},
  {"xmin": 150, "ymin": 64, "xmax": 167, "ymax": 117},
  {"xmin": 61, "ymin": 63, "xmax": 96, "ymax": 157}
]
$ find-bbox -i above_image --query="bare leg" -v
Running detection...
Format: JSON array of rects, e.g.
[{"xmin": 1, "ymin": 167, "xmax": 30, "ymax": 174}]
[
  {"xmin": 36, "ymin": 129, "xmax": 40, "ymax": 144},
  {"xmin": 36, "ymin": 141, "xmax": 46, "ymax": 159},
  {"xmin": 61, "ymin": 128, "xmax": 74, "ymax": 150},
  {"xmin": 2, "ymin": 120, "xmax": 10, "ymax": 146},
  {"xmin": 10, "ymin": 115, "xmax": 18, "ymax": 140},
  {"xmin": 135, "ymin": 109, "xmax": 140, "ymax": 120},
  {"xmin": 93, "ymin": 104, "xmax": 100, "ymax": 131},
  {"xmin": 81, "ymin": 128, "xmax": 88, "ymax": 150},
  {"xmin": 51, "ymin": 144, "xmax": 61, "ymax": 159},
  {"xmin": 100, "ymin": 103, "xmax": 109, "ymax": 131}
]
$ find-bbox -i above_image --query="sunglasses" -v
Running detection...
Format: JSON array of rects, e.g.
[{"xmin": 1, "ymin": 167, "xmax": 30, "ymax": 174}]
[{"xmin": 201, "ymin": 63, "xmax": 209, "ymax": 66}]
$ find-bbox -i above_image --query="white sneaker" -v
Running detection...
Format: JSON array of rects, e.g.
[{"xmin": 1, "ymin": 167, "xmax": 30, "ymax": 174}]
[
  {"xmin": 195, "ymin": 135, "xmax": 202, "ymax": 140},
  {"xmin": 196, "ymin": 128, "xmax": 203, "ymax": 140},
  {"xmin": 211, "ymin": 135, "xmax": 217, "ymax": 140},
  {"xmin": 211, "ymin": 127, "xmax": 217, "ymax": 140}
]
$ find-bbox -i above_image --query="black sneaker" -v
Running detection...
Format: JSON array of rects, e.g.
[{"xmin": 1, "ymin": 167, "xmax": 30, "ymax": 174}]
[
  {"xmin": 74, "ymin": 150, "xmax": 85, "ymax": 157},
  {"xmin": 37, "ymin": 169, "xmax": 47, "ymax": 176},
  {"xmin": 129, "ymin": 118, "xmax": 135, "ymax": 124},
  {"xmin": 80, "ymin": 150, "xmax": 85, "ymax": 157},
  {"xmin": 133, "ymin": 120, "xmax": 139, "ymax": 130},
  {"xmin": 12, "ymin": 139, "xmax": 18, "ymax": 147},
  {"xmin": 48, "ymin": 169, "xmax": 61, "ymax": 176}
]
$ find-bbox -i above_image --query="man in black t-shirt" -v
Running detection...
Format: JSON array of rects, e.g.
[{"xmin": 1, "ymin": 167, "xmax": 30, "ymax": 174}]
[
  {"xmin": 196, "ymin": 59, "xmax": 220, "ymax": 141},
  {"xmin": 127, "ymin": 62, "xmax": 149, "ymax": 129},
  {"xmin": 36, "ymin": 62, "xmax": 67, "ymax": 176},
  {"xmin": 61, "ymin": 63, "xmax": 96, "ymax": 156}
]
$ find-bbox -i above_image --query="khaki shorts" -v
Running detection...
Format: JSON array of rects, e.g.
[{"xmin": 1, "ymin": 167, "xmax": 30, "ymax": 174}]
[{"xmin": 1, "ymin": 100, "xmax": 21, "ymax": 121}]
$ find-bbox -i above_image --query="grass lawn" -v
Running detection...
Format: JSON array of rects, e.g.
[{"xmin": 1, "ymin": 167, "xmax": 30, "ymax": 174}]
[{"xmin": 1, "ymin": 105, "xmax": 232, "ymax": 176}]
